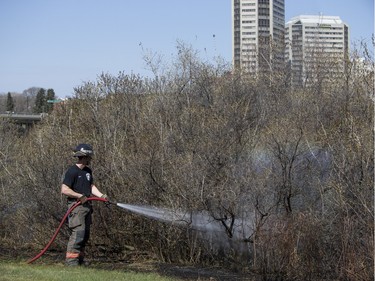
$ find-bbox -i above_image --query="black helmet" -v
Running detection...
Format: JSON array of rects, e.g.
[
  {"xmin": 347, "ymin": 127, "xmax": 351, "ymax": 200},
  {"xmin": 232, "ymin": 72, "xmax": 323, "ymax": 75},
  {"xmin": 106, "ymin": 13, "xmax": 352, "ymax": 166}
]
[{"xmin": 73, "ymin": 143, "xmax": 94, "ymax": 157}]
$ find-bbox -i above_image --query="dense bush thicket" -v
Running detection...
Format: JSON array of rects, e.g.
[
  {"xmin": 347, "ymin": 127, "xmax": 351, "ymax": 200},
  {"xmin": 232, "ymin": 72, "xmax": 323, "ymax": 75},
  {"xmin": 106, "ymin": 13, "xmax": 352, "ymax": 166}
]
[{"xmin": 0, "ymin": 43, "xmax": 373, "ymax": 280}]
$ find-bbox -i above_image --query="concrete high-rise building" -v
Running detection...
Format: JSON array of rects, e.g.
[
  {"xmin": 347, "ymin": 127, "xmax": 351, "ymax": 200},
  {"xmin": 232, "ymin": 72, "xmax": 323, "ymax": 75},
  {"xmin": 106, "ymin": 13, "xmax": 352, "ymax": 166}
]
[
  {"xmin": 232, "ymin": 0, "xmax": 285, "ymax": 73},
  {"xmin": 285, "ymin": 15, "xmax": 349, "ymax": 87}
]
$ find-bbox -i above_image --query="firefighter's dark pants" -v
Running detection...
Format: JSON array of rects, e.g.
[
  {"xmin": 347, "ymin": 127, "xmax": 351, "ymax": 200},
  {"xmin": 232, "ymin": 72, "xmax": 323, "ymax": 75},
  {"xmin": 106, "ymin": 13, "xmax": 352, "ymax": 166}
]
[{"xmin": 65, "ymin": 202, "xmax": 92, "ymax": 265}]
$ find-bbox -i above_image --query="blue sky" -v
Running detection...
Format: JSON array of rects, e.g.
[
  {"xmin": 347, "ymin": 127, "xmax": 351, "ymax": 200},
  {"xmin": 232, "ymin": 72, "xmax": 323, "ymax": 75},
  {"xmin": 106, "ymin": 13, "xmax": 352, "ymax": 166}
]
[{"xmin": 0, "ymin": 0, "xmax": 373, "ymax": 98}]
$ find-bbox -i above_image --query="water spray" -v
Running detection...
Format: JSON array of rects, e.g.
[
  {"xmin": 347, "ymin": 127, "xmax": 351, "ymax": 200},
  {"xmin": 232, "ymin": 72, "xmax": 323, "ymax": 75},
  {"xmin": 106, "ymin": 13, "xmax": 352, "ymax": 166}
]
[
  {"xmin": 116, "ymin": 203, "xmax": 226, "ymax": 233},
  {"xmin": 114, "ymin": 203, "xmax": 255, "ymax": 255},
  {"xmin": 116, "ymin": 203, "xmax": 191, "ymax": 226}
]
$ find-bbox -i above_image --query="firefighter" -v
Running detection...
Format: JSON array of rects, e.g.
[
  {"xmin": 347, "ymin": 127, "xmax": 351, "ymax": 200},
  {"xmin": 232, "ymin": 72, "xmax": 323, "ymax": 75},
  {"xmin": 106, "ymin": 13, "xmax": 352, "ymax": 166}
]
[{"xmin": 61, "ymin": 143, "xmax": 108, "ymax": 266}]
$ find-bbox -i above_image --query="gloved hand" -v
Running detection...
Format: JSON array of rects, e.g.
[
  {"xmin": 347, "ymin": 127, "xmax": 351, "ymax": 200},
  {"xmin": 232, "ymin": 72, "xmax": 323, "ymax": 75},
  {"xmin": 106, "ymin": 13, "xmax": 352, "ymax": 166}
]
[
  {"xmin": 79, "ymin": 195, "xmax": 88, "ymax": 204},
  {"xmin": 101, "ymin": 194, "xmax": 110, "ymax": 206}
]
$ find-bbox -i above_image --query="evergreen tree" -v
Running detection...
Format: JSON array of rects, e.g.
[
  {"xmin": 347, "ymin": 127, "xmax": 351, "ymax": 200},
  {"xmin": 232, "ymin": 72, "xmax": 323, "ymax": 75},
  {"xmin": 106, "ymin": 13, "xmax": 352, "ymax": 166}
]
[
  {"xmin": 46, "ymin": 88, "xmax": 56, "ymax": 112},
  {"xmin": 33, "ymin": 88, "xmax": 46, "ymax": 113},
  {"xmin": 6, "ymin": 92, "xmax": 15, "ymax": 112}
]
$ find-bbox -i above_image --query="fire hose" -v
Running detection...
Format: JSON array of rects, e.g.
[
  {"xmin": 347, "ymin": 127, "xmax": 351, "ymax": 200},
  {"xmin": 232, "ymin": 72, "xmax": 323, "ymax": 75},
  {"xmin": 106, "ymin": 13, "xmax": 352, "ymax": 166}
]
[{"xmin": 27, "ymin": 197, "xmax": 110, "ymax": 264}]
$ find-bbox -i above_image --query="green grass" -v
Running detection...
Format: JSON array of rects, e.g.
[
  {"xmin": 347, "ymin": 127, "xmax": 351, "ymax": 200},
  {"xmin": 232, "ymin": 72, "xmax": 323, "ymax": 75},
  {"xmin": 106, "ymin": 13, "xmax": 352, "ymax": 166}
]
[{"xmin": 0, "ymin": 261, "xmax": 177, "ymax": 281}]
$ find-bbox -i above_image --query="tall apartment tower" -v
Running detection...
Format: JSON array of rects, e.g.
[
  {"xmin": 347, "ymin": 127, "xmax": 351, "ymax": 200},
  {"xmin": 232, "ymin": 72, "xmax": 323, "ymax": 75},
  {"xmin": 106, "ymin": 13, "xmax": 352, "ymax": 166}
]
[
  {"xmin": 285, "ymin": 15, "xmax": 349, "ymax": 86},
  {"xmin": 232, "ymin": 0, "xmax": 285, "ymax": 73}
]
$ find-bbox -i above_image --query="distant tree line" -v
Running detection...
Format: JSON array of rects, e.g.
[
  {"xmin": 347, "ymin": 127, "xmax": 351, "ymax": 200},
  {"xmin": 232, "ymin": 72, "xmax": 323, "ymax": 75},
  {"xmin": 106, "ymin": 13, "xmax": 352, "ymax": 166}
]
[
  {"xmin": 0, "ymin": 41, "xmax": 373, "ymax": 281},
  {"xmin": 0, "ymin": 88, "xmax": 56, "ymax": 114}
]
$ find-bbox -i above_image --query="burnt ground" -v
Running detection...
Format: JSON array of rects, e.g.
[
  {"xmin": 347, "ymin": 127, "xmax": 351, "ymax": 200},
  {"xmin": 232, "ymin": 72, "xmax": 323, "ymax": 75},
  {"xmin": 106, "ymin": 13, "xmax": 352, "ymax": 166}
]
[
  {"xmin": 1, "ymin": 247, "xmax": 261, "ymax": 281},
  {"xmin": 98, "ymin": 261, "xmax": 257, "ymax": 281}
]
